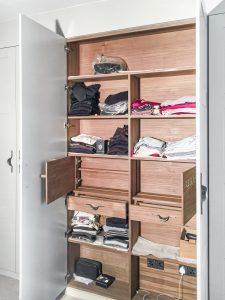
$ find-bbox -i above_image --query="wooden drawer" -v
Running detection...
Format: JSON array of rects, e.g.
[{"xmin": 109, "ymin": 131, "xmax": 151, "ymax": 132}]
[
  {"xmin": 68, "ymin": 195, "xmax": 127, "ymax": 218},
  {"xmin": 130, "ymin": 204, "xmax": 182, "ymax": 226},
  {"xmin": 139, "ymin": 256, "xmax": 197, "ymax": 300},
  {"xmin": 180, "ymin": 228, "xmax": 196, "ymax": 259}
]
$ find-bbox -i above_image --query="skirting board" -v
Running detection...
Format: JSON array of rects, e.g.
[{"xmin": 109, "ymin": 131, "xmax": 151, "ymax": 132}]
[
  {"xmin": 0, "ymin": 269, "xmax": 19, "ymax": 280},
  {"xmin": 66, "ymin": 286, "xmax": 115, "ymax": 300}
]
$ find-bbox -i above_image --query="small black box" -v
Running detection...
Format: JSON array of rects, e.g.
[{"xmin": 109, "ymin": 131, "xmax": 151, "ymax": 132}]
[
  {"xmin": 96, "ymin": 140, "xmax": 108, "ymax": 154},
  {"xmin": 96, "ymin": 274, "xmax": 115, "ymax": 288}
]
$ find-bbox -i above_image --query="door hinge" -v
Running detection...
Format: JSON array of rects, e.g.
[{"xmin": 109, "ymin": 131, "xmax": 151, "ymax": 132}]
[
  {"xmin": 65, "ymin": 84, "xmax": 70, "ymax": 92},
  {"xmin": 65, "ymin": 228, "xmax": 72, "ymax": 238},
  {"xmin": 64, "ymin": 45, "xmax": 72, "ymax": 53},
  {"xmin": 65, "ymin": 272, "xmax": 72, "ymax": 281},
  {"xmin": 201, "ymin": 173, "xmax": 207, "ymax": 215},
  {"xmin": 64, "ymin": 122, "xmax": 75, "ymax": 129}
]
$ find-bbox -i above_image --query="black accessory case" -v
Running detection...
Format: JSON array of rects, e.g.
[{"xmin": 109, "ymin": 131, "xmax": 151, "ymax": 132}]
[
  {"xmin": 74, "ymin": 258, "xmax": 102, "ymax": 280},
  {"xmin": 96, "ymin": 139, "xmax": 108, "ymax": 154},
  {"xmin": 96, "ymin": 274, "xmax": 115, "ymax": 288}
]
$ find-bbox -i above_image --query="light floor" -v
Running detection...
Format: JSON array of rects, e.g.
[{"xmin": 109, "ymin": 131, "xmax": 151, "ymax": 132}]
[
  {"xmin": 0, "ymin": 275, "xmax": 19, "ymax": 300},
  {"xmin": 62, "ymin": 290, "xmax": 173, "ymax": 300}
]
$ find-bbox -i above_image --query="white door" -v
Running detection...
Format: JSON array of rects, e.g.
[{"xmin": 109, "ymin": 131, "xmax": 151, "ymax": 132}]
[
  {"xmin": 208, "ymin": 12, "xmax": 225, "ymax": 299},
  {"xmin": 19, "ymin": 15, "xmax": 67, "ymax": 300},
  {"xmin": 197, "ymin": 3, "xmax": 209, "ymax": 300},
  {"xmin": 0, "ymin": 47, "xmax": 17, "ymax": 277}
]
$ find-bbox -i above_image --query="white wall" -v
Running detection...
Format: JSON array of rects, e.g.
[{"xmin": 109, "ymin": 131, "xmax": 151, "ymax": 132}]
[
  {"xmin": 32, "ymin": 0, "xmax": 196, "ymax": 38},
  {"xmin": 0, "ymin": 19, "xmax": 18, "ymax": 48}
]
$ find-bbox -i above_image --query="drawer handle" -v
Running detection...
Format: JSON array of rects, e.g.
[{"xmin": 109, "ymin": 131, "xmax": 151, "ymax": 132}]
[
  {"xmin": 158, "ymin": 215, "xmax": 170, "ymax": 222},
  {"xmin": 85, "ymin": 204, "xmax": 104, "ymax": 211}
]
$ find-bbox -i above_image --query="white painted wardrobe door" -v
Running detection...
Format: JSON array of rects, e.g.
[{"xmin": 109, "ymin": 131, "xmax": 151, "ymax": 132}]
[
  {"xmin": 209, "ymin": 13, "xmax": 225, "ymax": 299},
  {"xmin": 19, "ymin": 15, "xmax": 67, "ymax": 300},
  {"xmin": 197, "ymin": 3, "xmax": 208, "ymax": 300},
  {"xmin": 0, "ymin": 47, "xmax": 17, "ymax": 276}
]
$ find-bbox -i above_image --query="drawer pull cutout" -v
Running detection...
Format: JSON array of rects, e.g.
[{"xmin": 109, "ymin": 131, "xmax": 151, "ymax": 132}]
[
  {"xmin": 158, "ymin": 215, "xmax": 170, "ymax": 222},
  {"xmin": 85, "ymin": 203, "xmax": 104, "ymax": 210}
]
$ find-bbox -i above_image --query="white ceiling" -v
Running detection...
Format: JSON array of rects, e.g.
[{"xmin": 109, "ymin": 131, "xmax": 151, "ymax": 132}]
[{"xmin": 0, "ymin": 0, "xmax": 100, "ymax": 23}]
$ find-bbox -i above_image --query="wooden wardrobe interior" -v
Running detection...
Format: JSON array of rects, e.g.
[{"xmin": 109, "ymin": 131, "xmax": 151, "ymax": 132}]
[{"xmin": 64, "ymin": 18, "xmax": 196, "ymax": 300}]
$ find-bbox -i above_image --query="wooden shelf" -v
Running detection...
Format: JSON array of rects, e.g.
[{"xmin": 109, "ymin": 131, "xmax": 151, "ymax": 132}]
[
  {"xmin": 74, "ymin": 186, "xmax": 128, "ymax": 201},
  {"xmin": 68, "ymin": 67, "xmax": 195, "ymax": 82},
  {"xmin": 68, "ymin": 115, "xmax": 128, "ymax": 119},
  {"xmin": 131, "ymin": 156, "xmax": 196, "ymax": 163},
  {"xmin": 68, "ymin": 279, "xmax": 130, "ymax": 300},
  {"xmin": 68, "ymin": 153, "xmax": 128, "ymax": 159},
  {"xmin": 130, "ymin": 114, "xmax": 196, "ymax": 119},
  {"xmin": 68, "ymin": 236, "xmax": 129, "ymax": 254},
  {"xmin": 68, "ymin": 72, "xmax": 129, "ymax": 82}
]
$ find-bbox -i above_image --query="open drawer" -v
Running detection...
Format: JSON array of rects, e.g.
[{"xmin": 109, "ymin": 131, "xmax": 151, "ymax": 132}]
[
  {"xmin": 131, "ymin": 163, "xmax": 196, "ymax": 226},
  {"xmin": 68, "ymin": 195, "xmax": 127, "ymax": 218}
]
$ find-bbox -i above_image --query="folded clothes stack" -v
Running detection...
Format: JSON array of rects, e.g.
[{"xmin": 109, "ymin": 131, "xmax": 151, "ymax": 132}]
[
  {"xmin": 71, "ymin": 211, "xmax": 101, "ymax": 243},
  {"xmin": 164, "ymin": 135, "xmax": 196, "ymax": 160},
  {"xmin": 101, "ymin": 91, "xmax": 128, "ymax": 115},
  {"xmin": 103, "ymin": 217, "xmax": 129, "ymax": 249},
  {"xmin": 160, "ymin": 96, "xmax": 196, "ymax": 116},
  {"xmin": 131, "ymin": 99, "xmax": 161, "ymax": 115},
  {"xmin": 68, "ymin": 133, "xmax": 102, "ymax": 154},
  {"xmin": 133, "ymin": 137, "xmax": 166, "ymax": 157},
  {"xmin": 69, "ymin": 82, "xmax": 101, "ymax": 116},
  {"xmin": 107, "ymin": 125, "xmax": 128, "ymax": 155}
]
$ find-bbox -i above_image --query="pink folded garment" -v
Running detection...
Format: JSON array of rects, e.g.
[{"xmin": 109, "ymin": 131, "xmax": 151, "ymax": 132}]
[
  {"xmin": 160, "ymin": 103, "xmax": 196, "ymax": 112},
  {"xmin": 132, "ymin": 99, "xmax": 161, "ymax": 108}
]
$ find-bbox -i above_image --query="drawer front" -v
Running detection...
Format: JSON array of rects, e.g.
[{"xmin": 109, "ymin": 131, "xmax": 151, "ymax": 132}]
[
  {"xmin": 68, "ymin": 196, "xmax": 127, "ymax": 218},
  {"xmin": 130, "ymin": 204, "xmax": 182, "ymax": 226}
]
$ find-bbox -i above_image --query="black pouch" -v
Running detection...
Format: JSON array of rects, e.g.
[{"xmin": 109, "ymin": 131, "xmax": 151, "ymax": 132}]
[{"xmin": 74, "ymin": 258, "xmax": 102, "ymax": 280}]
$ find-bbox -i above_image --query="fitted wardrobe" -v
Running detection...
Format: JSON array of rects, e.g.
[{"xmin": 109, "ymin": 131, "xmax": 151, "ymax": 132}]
[
  {"xmin": 0, "ymin": 46, "xmax": 19, "ymax": 280},
  {"xmin": 18, "ymin": 13, "xmax": 208, "ymax": 300}
]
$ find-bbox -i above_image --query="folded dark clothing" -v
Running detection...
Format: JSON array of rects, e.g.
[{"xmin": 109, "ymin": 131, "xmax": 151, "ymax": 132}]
[
  {"xmin": 107, "ymin": 125, "xmax": 128, "ymax": 155},
  {"xmin": 104, "ymin": 231, "xmax": 128, "ymax": 240},
  {"xmin": 106, "ymin": 217, "xmax": 128, "ymax": 229},
  {"xmin": 94, "ymin": 63, "xmax": 122, "ymax": 74},
  {"xmin": 105, "ymin": 91, "xmax": 128, "ymax": 105},
  {"xmin": 69, "ymin": 82, "xmax": 101, "ymax": 116},
  {"xmin": 68, "ymin": 143, "xmax": 96, "ymax": 154},
  {"xmin": 71, "ymin": 232, "xmax": 96, "ymax": 242}
]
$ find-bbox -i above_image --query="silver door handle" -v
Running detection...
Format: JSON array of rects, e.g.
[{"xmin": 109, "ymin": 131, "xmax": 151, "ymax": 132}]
[{"xmin": 7, "ymin": 150, "xmax": 13, "ymax": 173}]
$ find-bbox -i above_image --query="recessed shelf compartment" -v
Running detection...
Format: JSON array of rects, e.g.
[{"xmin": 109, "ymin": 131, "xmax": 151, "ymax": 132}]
[
  {"xmin": 68, "ymin": 279, "xmax": 130, "ymax": 300},
  {"xmin": 68, "ymin": 235, "xmax": 129, "ymax": 254},
  {"xmin": 68, "ymin": 153, "xmax": 128, "ymax": 159},
  {"xmin": 139, "ymin": 256, "xmax": 197, "ymax": 300}
]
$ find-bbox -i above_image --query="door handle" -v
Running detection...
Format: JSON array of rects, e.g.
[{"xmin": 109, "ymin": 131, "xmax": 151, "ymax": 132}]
[
  {"xmin": 85, "ymin": 203, "xmax": 104, "ymax": 211},
  {"xmin": 157, "ymin": 215, "xmax": 170, "ymax": 222},
  {"xmin": 7, "ymin": 150, "xmax": 13, "ymax": 173}
]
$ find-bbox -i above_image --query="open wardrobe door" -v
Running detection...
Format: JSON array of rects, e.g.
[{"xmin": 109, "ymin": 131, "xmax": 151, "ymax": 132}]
[
  {"xmin": 197, "ymin": 3, "xmax": 208, "ymax": 300},
  {"xmin": 19, "ymin": 15, "xmax": 67, "ymax": 300}
]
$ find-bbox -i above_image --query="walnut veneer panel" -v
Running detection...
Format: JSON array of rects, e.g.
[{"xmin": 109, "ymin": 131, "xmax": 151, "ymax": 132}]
[
  {"xmin": 140, "ymin": 74, "xmax": 195, "ymax": 102},
  {"xmin": 81, "ymin": 171, "xmax": 129, "ymax": 191},
  {"xmin": 141, "ymin": 222, "xmax": 181, "ymax": 247},
  {"xmin": 80, "ymin": 245, "xmax": 130, "ymax": 283},
  {"xmin": 79, "ymin": 119, "xmax": 128, "ymax": 139},
  {"xmin": 45, "ymin": 157, "xmax": 75, "ymax": 204},
  {"xmin": 140, "ymin": 161, "xmax": 195, "ymax": 196},
  {"xmin": 81, "ymin": 157, "xmax": 129, "ymax": 171},
  {"xmin": 140, "ymin": 118, "xmax": 196, "ymax": 142},
  {"xmin": 139, "ymin": 256, "xmax": 197, "ymax": 300},
  {"xmin": 78, "ymin": 28, "xmax": 195, "ymax": 75}
]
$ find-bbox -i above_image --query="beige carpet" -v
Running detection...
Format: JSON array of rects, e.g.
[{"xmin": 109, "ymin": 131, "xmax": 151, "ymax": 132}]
[{"xmin": 0, "ymin": 275, "xmax": 19, "ymax": 300}]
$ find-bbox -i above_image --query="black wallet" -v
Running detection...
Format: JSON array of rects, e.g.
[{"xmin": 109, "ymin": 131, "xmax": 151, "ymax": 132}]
[
  {"xmin": 96, "ymin": 274, "xmax": 115, "ymax": 288},
  {"xmin": 74, "ymin": 258, "xmax": 102, "ymax": 280}
]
